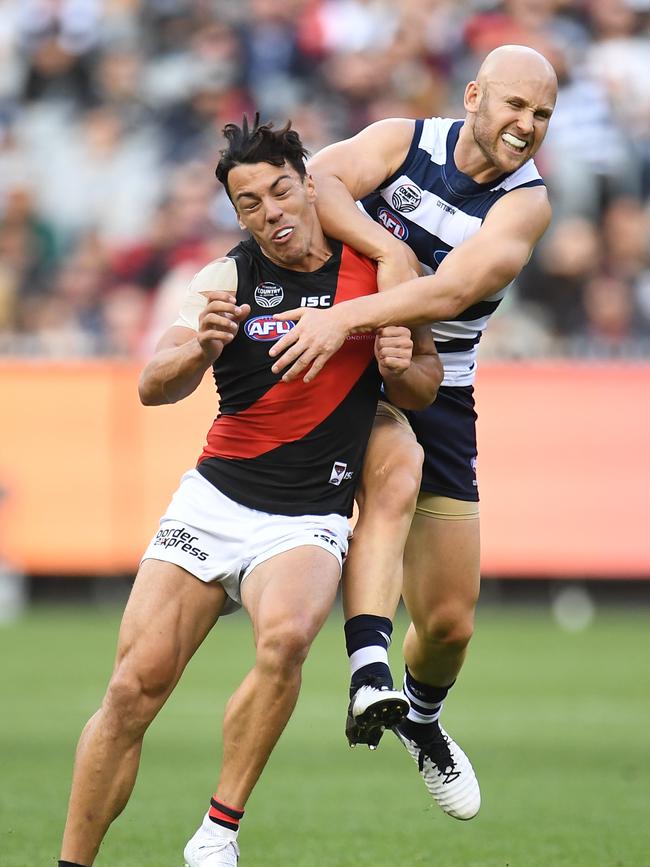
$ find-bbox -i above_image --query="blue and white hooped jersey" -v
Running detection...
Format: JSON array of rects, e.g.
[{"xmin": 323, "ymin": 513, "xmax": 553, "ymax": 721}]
[{"xmin": 360, "ymin": 117, "xmax": 545, "ymax": 387}]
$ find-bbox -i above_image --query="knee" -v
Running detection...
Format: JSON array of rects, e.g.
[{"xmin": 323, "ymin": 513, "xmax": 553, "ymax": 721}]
[
  {"xmin": 103, "ymin": 658, "xmax": 176, "ymax": 734},
  {"xmin": 413, "ymin": 605, "xmax": 476, "ymax": 653},
  {"xmin": 256, "ymin": 619, "xmax": 315, "ymax": 678},
  {"xmin": 362, "ymin": 441, "xmax": 424, "ymax": 515}
]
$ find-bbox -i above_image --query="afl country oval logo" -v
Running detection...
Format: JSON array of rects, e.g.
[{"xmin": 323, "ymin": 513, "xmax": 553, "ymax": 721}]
[
  {"xmin": 245, "ymin": 316, "xmax": 295, "ymax": 341},
  {"xmin": 391, "ymin": 184, "xmax": 422, "ymax": 213},
  {"xmin": 377, "ymin": 207, "xmax": 408, "ymax": 240},
  {"xmin": 254, "ymin": 281, "xmax": 284, "ymax": 308}
]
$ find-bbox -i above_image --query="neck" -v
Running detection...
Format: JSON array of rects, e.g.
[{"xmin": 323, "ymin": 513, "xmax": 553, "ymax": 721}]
[
  {"xmin": 296, "ymin": 231, "xmax": 333, "ymax": 272},
  {"xmin": 454, "ymin": 121, "xmax": 504, "ymax": 185}
]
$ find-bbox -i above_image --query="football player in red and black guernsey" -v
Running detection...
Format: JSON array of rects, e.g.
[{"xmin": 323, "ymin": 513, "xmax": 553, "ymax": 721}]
[{"xmin": 58, "ymin": 116, "xmax": 442, "ymax": 867}]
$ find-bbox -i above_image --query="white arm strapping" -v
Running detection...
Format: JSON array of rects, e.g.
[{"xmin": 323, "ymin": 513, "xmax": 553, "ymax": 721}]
[{"xmin": 173, "ymin": 257, "xmax": 239, "ymax": 331}]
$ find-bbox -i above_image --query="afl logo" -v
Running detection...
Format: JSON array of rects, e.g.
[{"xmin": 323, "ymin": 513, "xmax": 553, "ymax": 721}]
[
  {"xmin": 377, "ymin": 207, "xmax": 408, "ymax": 240},
  {"xmin": 391, "ymin": 184, "xmax": 422, "ymax": 213},
  {"xmin": 254, "ymin": 281, "xmax": 284, "ymax": 308},
  {"xmin": 245, "ymin": 316, "xmax": 295, "ymax": 341}
]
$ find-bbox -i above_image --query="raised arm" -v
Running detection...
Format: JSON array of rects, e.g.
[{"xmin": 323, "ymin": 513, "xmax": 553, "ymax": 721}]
[
  {"xmin": 309, "ymin": 119, "xmax": 420, "ymax": 287},
  {"xmin": 138, "ymin": 258, "xmax": 250, "ymax": 405},
  {"xmin": 138, "ymin": 292, "xmax": 250, "ymax": 405},
  {"xmin": 270, "ymin": 185, "xmax": 551, "ymax": 381}
]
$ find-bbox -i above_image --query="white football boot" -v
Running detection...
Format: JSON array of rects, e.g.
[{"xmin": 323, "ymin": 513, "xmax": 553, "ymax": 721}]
[
  {"xmin": 393, "ymin": 722, "xmax": 481, "ymax": 819},
  {"xmin": 184, "ymin": 826, "xmax": 239, "ymax": 866},
  {"xmin": 346, "ymin": 680, "xmax": 410, "ymax": 749}
]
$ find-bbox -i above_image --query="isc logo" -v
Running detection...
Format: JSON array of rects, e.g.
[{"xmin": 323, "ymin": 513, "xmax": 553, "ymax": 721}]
[
  {"xmin": 377, "ymin": 207, "xmax": 408, "ymax": 240},
  {"xmin": 245, "ymin": 316, "xmax": 295, "ymax": 341},
  {"xmin": 300, "ymin": 295, "xmax": 331, "ymax": 308}
]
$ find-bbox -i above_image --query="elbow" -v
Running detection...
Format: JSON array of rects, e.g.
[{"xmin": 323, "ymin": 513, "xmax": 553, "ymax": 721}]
[
  {"xmin": 411, "ymin": 358, "xmax": 443, "ymax": 410},
  {"xmin": 138, "ymin": 384, "xmax": 156, "ymax": 406},
  {"xmin": 404, "ymin": 381, "xmax": 441, "ymax": 411},
  {"xmin": 386, "ymin": 384, "xmax": 439, "ymax": 413},
  {"xmin": 138, "ymin": 373, "xmax": 166, "ymax": 406},
  {"xmin": 401, "ymin": 394, "xmax": 434, "ymax": 411}
]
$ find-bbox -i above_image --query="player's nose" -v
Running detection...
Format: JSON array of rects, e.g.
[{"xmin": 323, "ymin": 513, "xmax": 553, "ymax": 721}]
[
  {"xmin": 265, "ymin": 199, "xmax": 283, "ymax": 223},
  {"xmin": 515, "ymin": 110, "xmax": 534, "ymax": 135}
]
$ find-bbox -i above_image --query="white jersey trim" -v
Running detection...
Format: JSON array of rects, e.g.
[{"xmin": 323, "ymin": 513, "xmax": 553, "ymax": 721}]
[
  {"xmin": 437, "ymin": 350, "xmax": 477, "ymax": 387},
  {"xmin": 418, "ymin": 117, "xmax": 456, "ymax": 164},
  {"xmin": 493, "ymin": 160, "xmax": 542, "ymax": 191}
]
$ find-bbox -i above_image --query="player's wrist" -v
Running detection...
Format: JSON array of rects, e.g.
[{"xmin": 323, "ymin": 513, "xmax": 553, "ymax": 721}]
[{"xmin": 196, "ymin": 335, "xmax": 221, "ymax": 364}]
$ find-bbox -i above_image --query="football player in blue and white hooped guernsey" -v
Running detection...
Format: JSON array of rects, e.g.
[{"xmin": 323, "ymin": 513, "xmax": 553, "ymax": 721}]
[{"xmin": 269, "ymin": 45, "xmax": 558, "ymax": 820}]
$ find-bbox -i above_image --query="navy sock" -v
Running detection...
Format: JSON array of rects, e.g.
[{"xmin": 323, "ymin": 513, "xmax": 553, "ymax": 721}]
[
  {"xmin": 344, "ymin": 614, "xmax": 393, "ymax": 692},
  {"xmin": 59, "ymin": 861, "xmax": 90, "ymax": 867},
  {"xmin": 403, "ymin": 666, "xmax": 454, "ymax": 733}
]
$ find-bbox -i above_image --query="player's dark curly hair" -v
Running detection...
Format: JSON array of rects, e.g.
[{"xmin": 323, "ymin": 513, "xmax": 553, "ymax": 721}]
[{"xmin": 215, "ymin": 114, "xmax": 309, "ymax": 199}]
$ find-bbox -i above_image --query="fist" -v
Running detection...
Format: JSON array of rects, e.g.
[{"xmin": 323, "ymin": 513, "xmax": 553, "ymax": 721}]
[
  {"xmin": 374, "ymin": 326, "xmax": 413, "ymax": 378},
  {"xmin": 198, "ymin": 290, "xmax": 251, "ymax": 362}
]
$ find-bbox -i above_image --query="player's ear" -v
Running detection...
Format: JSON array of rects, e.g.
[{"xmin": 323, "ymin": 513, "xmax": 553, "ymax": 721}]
[
  {"xmin": 305, "ymin": 173, "xmax": 317, "ymax": 203},
  {"xmin": 464, "ymin": 80, "xmax": 480, "ymax": 113}
]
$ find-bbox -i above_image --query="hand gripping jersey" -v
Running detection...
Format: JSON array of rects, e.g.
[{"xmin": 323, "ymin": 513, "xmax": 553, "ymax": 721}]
[
  {"xmin": 174, "ymin": 238, "xmax": 380, "ymax": 517},
  {"xmin": 360, "ymin": 117, "xmax": 545, "ymax": 387}
]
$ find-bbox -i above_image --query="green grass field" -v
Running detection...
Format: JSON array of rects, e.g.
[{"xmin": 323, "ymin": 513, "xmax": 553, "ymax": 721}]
[{"xmin": 1, "ymin": 603, "xmax": 648, "ymax": 867}]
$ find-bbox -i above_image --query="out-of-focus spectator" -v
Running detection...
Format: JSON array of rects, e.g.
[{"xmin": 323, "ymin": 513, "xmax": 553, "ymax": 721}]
[
  {"xmin": 0, "ymin": 0, "xmax": 649, "ymax": 359},
  {"xmin": 539, "ymin": 37, "xmax": 641, "ymax": 220},
  {"xmin": 32, "ymin": 104, "xmax": 162, "ymax": 246},
  {"xmin": 17, "ymin": 0, "xmax": 102, "ymax": 109},
  {"xmin": 517, "ymin": 216, "xmax": 602, "ymax": 336},
  {"xmin": 238, "ymin": 0, "xmax": 314, "ymax": 117},
  {"xmin": 100, "ymin": 282, "xmax": 150, "ymax": 357},
  {"xmin": 578, "ymin": 275, "xmax": 642, "ymax": 356},
  {"xmin": 585, "ymin": 0, "xmax": 650, "ymax": 194}
]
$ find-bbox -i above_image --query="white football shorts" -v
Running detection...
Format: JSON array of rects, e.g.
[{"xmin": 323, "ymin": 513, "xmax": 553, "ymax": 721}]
[{"xmin": 141, "ymin": 469, "xmax": 351, "ymax": 615}]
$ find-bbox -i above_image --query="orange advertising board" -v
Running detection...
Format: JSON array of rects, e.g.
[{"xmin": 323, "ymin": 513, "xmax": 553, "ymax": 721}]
[{"xmin": 0, "ymin": 361, "xmax": 648, "ymax": 577}]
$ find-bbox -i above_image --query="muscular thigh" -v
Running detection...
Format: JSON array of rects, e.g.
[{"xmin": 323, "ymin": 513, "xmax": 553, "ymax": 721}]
[
  {"xmin": 242, "ymin": 546, "xmax": 341, "ymax": 646},
  {"xmin": 402, "ymin": 511, "xmax": 480, "ymax": 625},
  {"xmin": 114, "ymin": 558, "xmax": 227, "ymax": 689}
]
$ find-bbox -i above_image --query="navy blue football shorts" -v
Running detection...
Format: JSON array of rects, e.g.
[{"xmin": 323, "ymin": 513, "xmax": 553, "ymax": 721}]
[{"xmin": 405, "ymin": 385, "xmax": 479, "ymax": 503}]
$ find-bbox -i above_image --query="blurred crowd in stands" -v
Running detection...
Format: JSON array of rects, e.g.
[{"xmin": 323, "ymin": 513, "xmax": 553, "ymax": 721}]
[{"xmin": 0, "ymin": 0, "xmax": 649, "ymax": 360}]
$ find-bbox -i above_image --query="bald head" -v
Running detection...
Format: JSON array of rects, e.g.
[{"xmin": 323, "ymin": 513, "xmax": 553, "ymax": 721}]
[
  {"xmin": 457, "ymin": 44, "xmax": 557, "ymax": 181},
  {"xmin": 476, "ymin": 45, "xmax": 558, "ymax": 97}
]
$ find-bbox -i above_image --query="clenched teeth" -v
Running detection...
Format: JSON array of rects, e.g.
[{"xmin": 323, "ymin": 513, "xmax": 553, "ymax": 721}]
[
  {"xmin": 275, "ymin": 227, "xmax": 293, "ymax": 239},
  {"xmin": 502, "ymin": 132, "xmax": 527, "ymax": 149}
]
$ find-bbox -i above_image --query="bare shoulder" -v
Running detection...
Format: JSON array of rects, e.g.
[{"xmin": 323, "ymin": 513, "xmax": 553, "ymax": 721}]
[
  {"xmin": 485, "ymin": 185, "xmax": 552, "ymax": 241},
  {"xmin": 339, "ymin": 117, "xmax": 415, "ymax": 167},
  {"xmin": 309, "ymin": 118, "xmax": 416, "ymax": 193}
]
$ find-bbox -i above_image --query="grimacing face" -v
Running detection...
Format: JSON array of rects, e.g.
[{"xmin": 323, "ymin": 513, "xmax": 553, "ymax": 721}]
[
  {"xmin": 471, "ymin": 77, "xmax": 555, "ymax": 174},
  {"xmin": 227, "ymin": 160, "xmax": 321, "ymax": 270}
]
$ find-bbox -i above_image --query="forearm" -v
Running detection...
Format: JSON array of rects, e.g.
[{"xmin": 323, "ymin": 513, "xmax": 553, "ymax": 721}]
[
  {"xmin": 337, "ymin": 242, "xmax": 519, "ymax": 331},
  {"xmin": 382, "ymin": 353, "xmax": 442, "ymax": 410},
  {"xmin": 337, "ymin": 273, "xmax": 458, "ymax": 332},
  {"xmin": 138, "ymin": 339, "xmax": 212, "ymax": 406}
]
